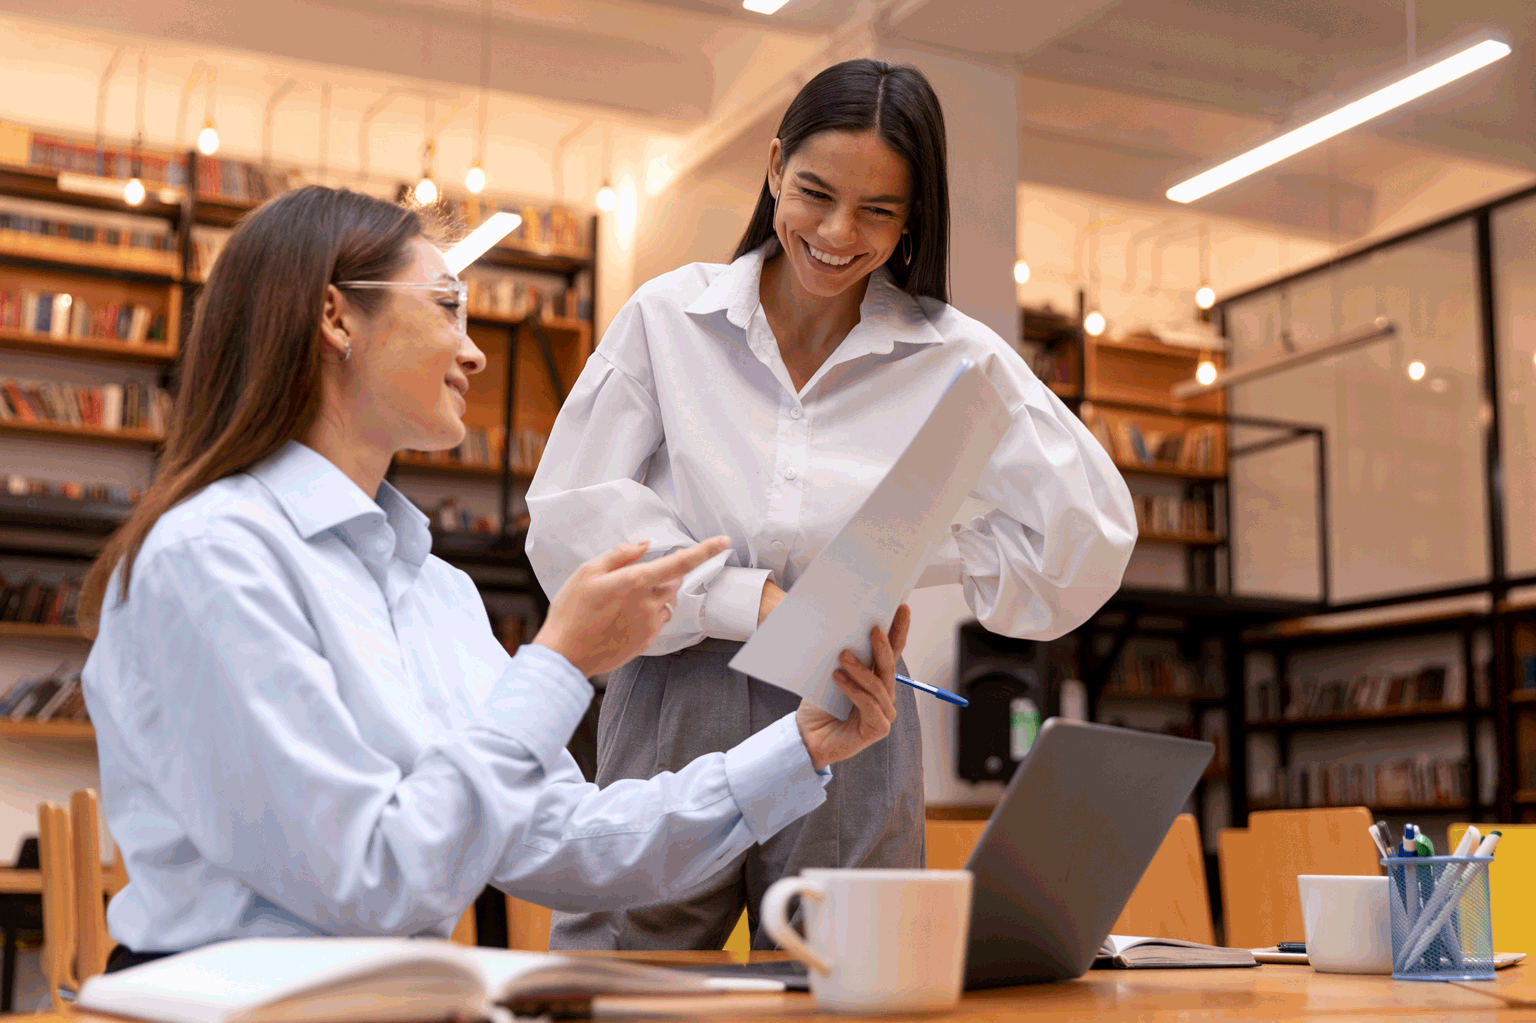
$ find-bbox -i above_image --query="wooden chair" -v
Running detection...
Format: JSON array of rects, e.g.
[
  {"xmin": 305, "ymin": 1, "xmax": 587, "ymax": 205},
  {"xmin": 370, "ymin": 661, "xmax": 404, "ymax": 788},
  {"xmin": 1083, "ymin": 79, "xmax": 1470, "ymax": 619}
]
[
  {"xmin": 1449, "ymin": 822, "xmax": 1536, "ymax": 955},
  {"xmin": 1111, "ymin": 813, "xmax": 1216, "ymax": 945},
  {"xmin": 38, "ymin": 789, "xmax": 114, "ymax": 1010},
  {"xmin": 506, "ymin": 895, "xmax": 553, "ymax": 951},
  {"xmin": 1219, "ymin": 806, "xmax": 1380, "ymax": 949}
]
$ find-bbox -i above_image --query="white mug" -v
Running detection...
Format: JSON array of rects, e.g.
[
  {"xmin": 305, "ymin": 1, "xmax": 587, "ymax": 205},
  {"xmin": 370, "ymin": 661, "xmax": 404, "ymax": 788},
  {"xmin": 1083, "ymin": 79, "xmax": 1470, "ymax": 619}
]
[
  {"xmin": 1298, "ymin": 874, "xmax": 1393, "ymax": 974},
  {"xmin": 761, "ymin": 868, "xmax": 972, "ymax": 1013}
]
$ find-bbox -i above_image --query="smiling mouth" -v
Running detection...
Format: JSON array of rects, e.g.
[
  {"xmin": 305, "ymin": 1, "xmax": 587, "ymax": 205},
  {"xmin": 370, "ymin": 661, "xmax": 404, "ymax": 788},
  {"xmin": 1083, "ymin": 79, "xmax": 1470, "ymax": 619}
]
[{"xmin": 803, "ymin": 238, "xmax": 858, "ymax": 270}]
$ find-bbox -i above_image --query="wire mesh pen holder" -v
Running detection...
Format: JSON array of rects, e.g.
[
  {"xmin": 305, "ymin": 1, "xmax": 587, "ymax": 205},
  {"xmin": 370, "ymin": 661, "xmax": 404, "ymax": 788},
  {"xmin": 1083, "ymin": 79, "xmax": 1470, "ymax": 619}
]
[{"xmin": 1383, "ymin": 855, "xmax": 1495, "ymax": 982}]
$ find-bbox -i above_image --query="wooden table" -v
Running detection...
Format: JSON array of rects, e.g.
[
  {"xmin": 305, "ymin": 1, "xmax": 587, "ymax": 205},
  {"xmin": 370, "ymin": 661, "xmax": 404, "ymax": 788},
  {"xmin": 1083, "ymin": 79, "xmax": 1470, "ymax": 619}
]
[{"xmin": 10, "ymin": 954, "xmax": 1536, "ymax": 1021}]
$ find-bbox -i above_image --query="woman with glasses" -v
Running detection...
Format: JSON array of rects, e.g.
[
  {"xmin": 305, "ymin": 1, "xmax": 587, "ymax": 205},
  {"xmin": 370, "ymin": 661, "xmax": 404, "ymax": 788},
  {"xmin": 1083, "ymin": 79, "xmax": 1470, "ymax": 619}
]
[
  {"xmin": 79, "ymin": 185, "xmax": 907, "ymax": 968},
  {"xmin": 529, "ymin": 59, "xmax": 1136, "ymax": 952}
]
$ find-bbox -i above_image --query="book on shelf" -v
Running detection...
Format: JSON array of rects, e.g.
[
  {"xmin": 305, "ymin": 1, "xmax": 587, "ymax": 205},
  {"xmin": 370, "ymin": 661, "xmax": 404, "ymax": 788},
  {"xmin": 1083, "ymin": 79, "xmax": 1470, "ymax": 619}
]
[
  {"xmin": 464, "ymin": 266, "xmax": 573, "ymax": 321},
  {"xmin": 1096, "ymin": 934, "xmax": 1256, "ymax": 969},
  {"xmin": 437, "ymin": 196, "xmax": 593, "ymax": 257},
  {"xmin": 0, "ymin": 286, "xmax": 168, "ymax": 344},
  {"xmin": 195, "ymin": 157, "xmax": 288, "ymax": 204},
  {"xmin": 1249, "ymin": 754, "xmax": 1469, "ymax": 809},
  {"xmin": 0, "ymin": 663, "xmax": 89, "ymax": 725},
  {"xmin": 400, "ymin": 427, "xmax": 547, "ymax": 475},
  {"xmin": 5, "ymin": 473, "xmax": 141, "ymax": 505},
  {"xmin": 1080, "ymin": 407, "xmax": 1220, "ymax": 472},
  {"xmin": 0, "ymin": 574, "xmax": 82, "ymax": 628},
  {"xmin": 0, "ymin": 197, "xmax": 176, "ymax": 256},
  {"xmin": 75, "ymin": 936, "xmax": 743, "ymax": 1023},
  {"xmin": 1133, "ymin": 494, "xmax": 1214, "ymax": 538},
  {"xmin": 21, "ymin": 128, "xmax": 186, "ymax": 186},
  {"xmin": 1102, "ymin": 652, "xmax": 1220, "ymax": 699},
  {"xmin": 1250, "ymin": 662, "xmax": 1466, "ymax": 722},
  {"xmin": 0, "ymin": 375, "xmax": 171, "ymax": 432}
]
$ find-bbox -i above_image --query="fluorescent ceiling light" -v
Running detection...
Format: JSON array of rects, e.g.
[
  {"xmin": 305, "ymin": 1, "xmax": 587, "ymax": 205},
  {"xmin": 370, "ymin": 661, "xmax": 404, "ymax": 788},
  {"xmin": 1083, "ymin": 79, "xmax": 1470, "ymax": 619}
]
[
  {"xmin": 1167, "ymin": 37, "xmax": 1511, "ymax": 204},
  {"xmin": 743, "ymin": 0, "xmax": 792, "ymax": 13},
  {"xmin": 444, "ymin": 211, "xmax": 522, "ymax": 274},
  {"xmin": 1171, "ymin": 318, "xmax": 1395, "ymax": 398}
]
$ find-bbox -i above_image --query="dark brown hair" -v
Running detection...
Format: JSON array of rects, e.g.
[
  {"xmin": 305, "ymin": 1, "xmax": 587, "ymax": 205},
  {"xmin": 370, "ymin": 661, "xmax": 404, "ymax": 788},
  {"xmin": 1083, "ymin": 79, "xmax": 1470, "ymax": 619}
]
[
  {"xmin": 732, "ymin": 58, "xmax": 950, "ymax": 303},
  {"xmin": 81, "ymin": 186, "xmax": 424, "ymax": 626}
]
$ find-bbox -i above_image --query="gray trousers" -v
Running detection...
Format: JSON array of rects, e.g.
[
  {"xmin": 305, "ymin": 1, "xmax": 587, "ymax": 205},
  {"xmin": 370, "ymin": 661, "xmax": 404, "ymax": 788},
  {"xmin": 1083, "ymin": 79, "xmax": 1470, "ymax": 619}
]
[{"xmin": 549, "ymin": 638, "xmax": 924, "ymax": 951}]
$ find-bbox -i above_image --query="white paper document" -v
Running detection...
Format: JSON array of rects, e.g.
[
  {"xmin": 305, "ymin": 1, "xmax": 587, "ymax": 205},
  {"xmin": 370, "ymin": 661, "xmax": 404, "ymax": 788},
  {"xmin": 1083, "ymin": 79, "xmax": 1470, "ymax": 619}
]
[{"xmin": 729, "ymin": 360, "xmax": 1012, "ymax": 718}]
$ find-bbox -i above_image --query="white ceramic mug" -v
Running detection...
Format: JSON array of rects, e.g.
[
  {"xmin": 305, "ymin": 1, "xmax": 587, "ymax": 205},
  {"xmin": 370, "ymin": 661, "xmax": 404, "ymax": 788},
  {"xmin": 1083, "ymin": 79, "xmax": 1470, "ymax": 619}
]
[
  {"xmin": 1297, "ymin": 874, "xmax": 1393, "ymax": 974},
  {"xmin": 761, "ymin": 868, "xmax": 973, "ymax": 1013}
]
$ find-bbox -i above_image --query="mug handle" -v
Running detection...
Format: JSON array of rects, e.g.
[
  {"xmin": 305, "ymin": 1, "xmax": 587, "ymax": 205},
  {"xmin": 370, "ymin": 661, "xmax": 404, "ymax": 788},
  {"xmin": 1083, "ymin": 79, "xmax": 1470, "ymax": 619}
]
[{"xmin": 761, "ymin": 876, "xmax": 832, "ymax": 975}]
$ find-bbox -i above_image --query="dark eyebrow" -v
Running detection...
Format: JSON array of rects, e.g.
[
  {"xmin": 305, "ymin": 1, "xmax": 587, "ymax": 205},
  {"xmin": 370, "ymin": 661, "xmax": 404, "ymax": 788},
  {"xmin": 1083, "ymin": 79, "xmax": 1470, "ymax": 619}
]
[{"xmin": 794, "ymin": 171, "xmax": 908, "ymax": 206}]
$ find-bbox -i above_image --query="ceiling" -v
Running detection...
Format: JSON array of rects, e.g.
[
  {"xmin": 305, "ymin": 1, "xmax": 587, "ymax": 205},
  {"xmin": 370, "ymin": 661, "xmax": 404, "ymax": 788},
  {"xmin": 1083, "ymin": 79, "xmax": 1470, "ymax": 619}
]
[{"xmin": 0, "ymin": 0, "xmax": 1529, "ymax": 237}]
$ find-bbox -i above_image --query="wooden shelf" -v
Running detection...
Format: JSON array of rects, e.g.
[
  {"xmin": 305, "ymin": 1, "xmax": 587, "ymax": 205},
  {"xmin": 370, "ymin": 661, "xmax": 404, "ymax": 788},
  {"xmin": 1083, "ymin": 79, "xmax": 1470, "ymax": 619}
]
[
  {"xmin": 0, "ymin": 232, "xmax": 180, "ymax": 279},
  {"xmin": 1092, "ymin": 336, "xmax": 1219, "ymax": 363},
  {"xmin": 467, "ymin": 312, "xmax": 591, "ymax": 340},
  {"xmin": 1138, "ymin": 530, "xmax": 1225, "ymax": 546},
  {"xmin": 1047, "ymin": 381, "xmax": 1079, "ymax": 399},
  {"xmin": 1116, "ymin": 460, "xmax": 1224, "ymax": 481},
  {"xmin": 1511, "ymin": 689, "xmax": 1536, "ymax": 704},
  {"xmin": 391, "ymin": 455, "xmax": 531, "ymax": 481},
  {"xmin": 1098, "ymin": 691, "xmax": 1227, "ymax": 704},
  {"xmin": 0, "ymin": 163, "xmax": 181, "ymax": 222},
  {"xmin": 1250, "ymin": 801, "xmax": 1487, "ymax": 814},
  {"xmin": 0, "ymin": 622, "xmax": 89, "ymax": 641},
  {"xmin": 0, "ymin": 419, "xmax": 161, "ymax": 446},
  {"xmin": 1247, "ymin": 705, "xmax": 1480, "ymax": 731},
  {"xmin": 0, "ymin": 719, "xmax": 94, "ymax": 740},
  {"xmin": 1517, "ymin": 790, "xmax": 1536, "ymax": 805},
  {"xmin": 0, "ymin": 329, "xmax": 176, "ymax": 365}
]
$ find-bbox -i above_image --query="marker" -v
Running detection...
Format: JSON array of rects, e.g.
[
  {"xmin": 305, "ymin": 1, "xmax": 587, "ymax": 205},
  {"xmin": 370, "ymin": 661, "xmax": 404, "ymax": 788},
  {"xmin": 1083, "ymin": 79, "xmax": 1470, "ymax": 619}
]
[{"xmin": 895, "ymin": 673, "xmax": 969, "ymax": 707}]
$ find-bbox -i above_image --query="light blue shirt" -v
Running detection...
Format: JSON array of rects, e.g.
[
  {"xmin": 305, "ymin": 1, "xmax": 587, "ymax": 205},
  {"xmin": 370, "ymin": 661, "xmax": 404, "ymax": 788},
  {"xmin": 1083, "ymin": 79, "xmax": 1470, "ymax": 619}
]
[{"xmin": 82, "ymin": 441, "xmax": 829, "ymax": 952}]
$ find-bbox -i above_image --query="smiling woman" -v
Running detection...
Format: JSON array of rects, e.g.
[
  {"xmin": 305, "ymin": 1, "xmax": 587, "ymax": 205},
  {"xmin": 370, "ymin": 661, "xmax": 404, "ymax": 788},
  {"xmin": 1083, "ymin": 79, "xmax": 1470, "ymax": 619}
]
[{"xmin": 529, "ymin": 58, "xmax": 1137, "ymax": 954}]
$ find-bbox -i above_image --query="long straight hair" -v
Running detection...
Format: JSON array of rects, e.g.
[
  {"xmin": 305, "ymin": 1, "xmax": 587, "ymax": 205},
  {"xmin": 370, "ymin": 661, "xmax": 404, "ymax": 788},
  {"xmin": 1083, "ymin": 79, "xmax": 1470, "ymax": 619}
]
[
  {"xmin": 732, "ymin": 58, "xmax": 950, "ymax": 304},
  {"xmin": 81, "ymin": 186, "xmax": 424, "ymax": 625}
]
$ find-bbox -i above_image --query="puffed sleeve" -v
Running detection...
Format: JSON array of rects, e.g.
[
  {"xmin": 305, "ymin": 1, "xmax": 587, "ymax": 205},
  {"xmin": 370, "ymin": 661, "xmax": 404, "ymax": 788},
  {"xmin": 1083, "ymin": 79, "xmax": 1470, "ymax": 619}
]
[
  {"xmin": 918, "ymin": 338, "xmax": 1137, "ymax": 640},
  {"xmin": 526, "ymin": 296, "xmax": 772, "ymax": 654}
]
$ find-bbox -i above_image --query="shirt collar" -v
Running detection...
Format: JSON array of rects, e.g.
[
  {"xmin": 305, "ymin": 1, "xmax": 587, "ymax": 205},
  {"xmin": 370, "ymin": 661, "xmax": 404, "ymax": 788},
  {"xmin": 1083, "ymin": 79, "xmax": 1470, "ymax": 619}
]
[
  {"xmin": 248, "ymin": 441, "xmax": 431, "ymax": 565},
  {"xmin": 685, "ymin": 243, "xmax": 948, "ymax": 351}
]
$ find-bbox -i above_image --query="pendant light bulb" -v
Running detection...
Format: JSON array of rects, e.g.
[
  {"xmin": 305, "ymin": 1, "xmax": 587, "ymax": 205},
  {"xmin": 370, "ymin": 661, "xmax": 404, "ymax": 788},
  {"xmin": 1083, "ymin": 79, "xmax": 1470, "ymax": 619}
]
[
  {"xmin": 197, "ymin": 120, "xmax": 220, "ymax": 156},
  {"xmin": 1013, "ymin": 260, "xmax": 1031, "ymax": 284},
  {"xmin": 1408, "ymin": 359, "xmax": 1426, "ymax": 381},
  {"xmin": 123, "ymin": 177, "xmax": 146, "ymax": 206},
  {"xmin": 1196, "ymin": 360, "xmax": 1218, "ymax": 386},
  {"xmin": 465, "ymin": 164, "xmax": 486, "ymax": 194},
  {"xmin": 596, "ymin": 183, "xmax": 618, "ymax": 212},
  {"xmin": 1196, "ymin": 284, "xmax": 1216, "ymax": 309},
  {"xmin": 415, "ymin": 176, "xmax": 438, "ymax": 206},
  {"xmin": 1084, "ymin": 310, "xmax": 1106, "ymax": 337}
]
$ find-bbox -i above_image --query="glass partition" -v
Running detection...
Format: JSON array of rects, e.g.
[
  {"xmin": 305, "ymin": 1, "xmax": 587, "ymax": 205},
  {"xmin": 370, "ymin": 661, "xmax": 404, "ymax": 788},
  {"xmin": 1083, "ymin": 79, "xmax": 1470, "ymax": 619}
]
[{"xmin": 1492, "ymin": 196, "xmax": 1536, "ymax": 579}]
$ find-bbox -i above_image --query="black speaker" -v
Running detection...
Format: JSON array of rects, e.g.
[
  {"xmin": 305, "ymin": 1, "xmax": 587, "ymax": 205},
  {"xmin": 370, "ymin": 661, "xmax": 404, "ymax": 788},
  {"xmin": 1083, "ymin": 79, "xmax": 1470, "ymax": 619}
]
[{"xmin": 955, "ymin": 621, "xmax": 1055, "ymax": 783}]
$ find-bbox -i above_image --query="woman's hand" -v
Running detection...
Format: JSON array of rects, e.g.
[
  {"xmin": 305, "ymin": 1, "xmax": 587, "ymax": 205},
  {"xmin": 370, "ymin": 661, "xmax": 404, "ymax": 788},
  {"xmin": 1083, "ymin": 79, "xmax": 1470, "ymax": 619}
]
[
  {"xmin": 795, "ymin": 605, "xmax": 911, "ymax": 771},
  {"xmin": 533, "ymin": 536, "xmax": 731, "ymax": 677},
  {"xmin": 758, "ymin": 579, "xmax": 787, "ymax": 625}
]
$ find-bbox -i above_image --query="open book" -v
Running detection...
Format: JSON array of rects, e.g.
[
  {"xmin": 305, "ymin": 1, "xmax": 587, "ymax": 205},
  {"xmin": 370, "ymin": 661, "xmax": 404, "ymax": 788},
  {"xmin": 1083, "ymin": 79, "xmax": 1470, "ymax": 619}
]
[
  {"xmin": 1095, "ymin": 934, "xmax": 1259, "ymax": 969},
  {"xmin": 77, "ymin": 938, "xmax": 765, "ymax": 1023}
]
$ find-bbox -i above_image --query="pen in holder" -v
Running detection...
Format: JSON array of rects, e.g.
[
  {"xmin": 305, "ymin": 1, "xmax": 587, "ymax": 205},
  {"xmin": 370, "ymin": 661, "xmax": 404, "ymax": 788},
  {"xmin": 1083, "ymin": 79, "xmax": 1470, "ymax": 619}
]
[{"xmin": 1383, "ymin": 855, "xmax": 1495, "ymax": 982}]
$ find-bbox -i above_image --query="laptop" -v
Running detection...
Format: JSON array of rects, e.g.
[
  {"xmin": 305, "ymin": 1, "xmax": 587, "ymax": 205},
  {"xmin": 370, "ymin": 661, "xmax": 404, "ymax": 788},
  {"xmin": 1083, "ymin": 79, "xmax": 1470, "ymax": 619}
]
[{"xmin": 683, "ymin": 718, "xmax": 1212, "ymax": 990}]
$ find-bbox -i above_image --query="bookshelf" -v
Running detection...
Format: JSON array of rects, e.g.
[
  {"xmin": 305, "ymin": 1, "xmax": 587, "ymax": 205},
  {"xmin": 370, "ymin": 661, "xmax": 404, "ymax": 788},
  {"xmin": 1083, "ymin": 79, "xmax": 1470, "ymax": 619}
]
[
  {"xmin": 1019, "ymin": 296, "xmax": 1229, "ymax": 590},
  {"xmin": 0, "ymin": 125, "xmax": 600, "ymax": 758}
]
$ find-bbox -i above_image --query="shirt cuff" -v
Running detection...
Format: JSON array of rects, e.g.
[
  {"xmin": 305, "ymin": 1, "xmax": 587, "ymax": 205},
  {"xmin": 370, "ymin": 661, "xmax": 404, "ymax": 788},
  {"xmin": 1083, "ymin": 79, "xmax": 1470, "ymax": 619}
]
[
  {"xmin": 722, "ymin": 713, "xmax": 830, "ymax": 845},
  {"xmin": 702, "ymin": 566, "xmax": 773, "ymax": 641},
  {"xmin": 484, "ymin": 644, "xmax": 594, "ymax": 772}
]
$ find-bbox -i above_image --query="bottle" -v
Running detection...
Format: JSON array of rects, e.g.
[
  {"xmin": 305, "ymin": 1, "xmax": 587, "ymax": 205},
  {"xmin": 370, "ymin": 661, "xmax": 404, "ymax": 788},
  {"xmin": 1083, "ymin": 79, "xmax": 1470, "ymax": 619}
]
[{"xmin": 1009, "ymin": 696, "xmax": 1041, "ymax": 760}]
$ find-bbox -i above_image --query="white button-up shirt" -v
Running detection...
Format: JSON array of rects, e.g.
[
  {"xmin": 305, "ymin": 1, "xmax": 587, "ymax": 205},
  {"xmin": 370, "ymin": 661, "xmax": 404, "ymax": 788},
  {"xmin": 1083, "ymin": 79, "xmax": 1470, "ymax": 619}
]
[
  {"xmin": 527, "ymin": 248, "xmax": 1136, "ymax": 656},
  {"xmin": 82, "ymin": 441, "xmax": 828, "ymax": 952}
]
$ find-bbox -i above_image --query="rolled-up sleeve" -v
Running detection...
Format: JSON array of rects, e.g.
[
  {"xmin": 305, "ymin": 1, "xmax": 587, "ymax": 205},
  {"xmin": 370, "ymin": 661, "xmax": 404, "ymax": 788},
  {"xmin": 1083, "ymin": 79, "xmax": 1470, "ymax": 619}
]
[
  {"xmin": 526, "ymin": 298, "xmax": 771, "ymax": 653},
  {"xmin": 124, "ymin": 535, "xmax": 828, "ymax": 932},
  {"xmin": 921, "ymin": 346, "xmax": 1137, "ymax": 640}
]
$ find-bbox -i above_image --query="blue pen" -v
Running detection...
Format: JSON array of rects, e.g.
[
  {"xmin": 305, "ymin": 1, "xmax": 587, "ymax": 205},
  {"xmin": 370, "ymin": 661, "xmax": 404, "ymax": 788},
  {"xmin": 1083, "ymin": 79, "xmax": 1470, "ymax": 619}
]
[{"xmin": 895, "ymin": 673, "xmax": 969, "ymax": 707}]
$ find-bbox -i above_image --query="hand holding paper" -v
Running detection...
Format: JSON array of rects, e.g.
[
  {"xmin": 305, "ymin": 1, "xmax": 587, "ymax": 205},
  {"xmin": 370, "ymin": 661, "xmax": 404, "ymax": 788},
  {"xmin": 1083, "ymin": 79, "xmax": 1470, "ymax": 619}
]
[
  {"xmin": 795, "ymin": 605, "xmax": 910, "ymax": 771},
  {"xmin": 730, "ymin": 361, "xmax": 1012, "ymax": 717}
]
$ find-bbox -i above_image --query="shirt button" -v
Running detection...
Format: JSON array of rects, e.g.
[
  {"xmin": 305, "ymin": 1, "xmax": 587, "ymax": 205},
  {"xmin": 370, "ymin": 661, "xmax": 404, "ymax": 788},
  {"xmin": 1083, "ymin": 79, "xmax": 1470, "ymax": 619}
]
[
  {"xmin": 783, "ymin": 467, "xmax": 797, "ymax": 480},
  {"xmin": 790, "ymin": 407, "xmax": 804, "ymax": 420},
  {"xmin": 772, "ymin": 540, "xmax": 786, "ymax": 550}
]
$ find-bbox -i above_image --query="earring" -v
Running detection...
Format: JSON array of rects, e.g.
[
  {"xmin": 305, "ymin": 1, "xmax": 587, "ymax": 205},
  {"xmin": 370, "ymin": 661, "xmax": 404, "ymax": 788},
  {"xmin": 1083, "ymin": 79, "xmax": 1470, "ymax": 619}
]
[
  {"xmin": 900, "ymin": 233, "xmax": 913, "ymax": 267},
  {"xmin": 340, "ymin": 342, "xmax": 352, "ymax": 363}
]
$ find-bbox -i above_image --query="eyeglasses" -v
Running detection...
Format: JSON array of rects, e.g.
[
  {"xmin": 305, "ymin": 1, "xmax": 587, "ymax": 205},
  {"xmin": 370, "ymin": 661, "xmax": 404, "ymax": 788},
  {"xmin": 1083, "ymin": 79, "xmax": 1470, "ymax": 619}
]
[{"xmin": 334, "ymin": 279, "xmax": 469, "ymax": 336}]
